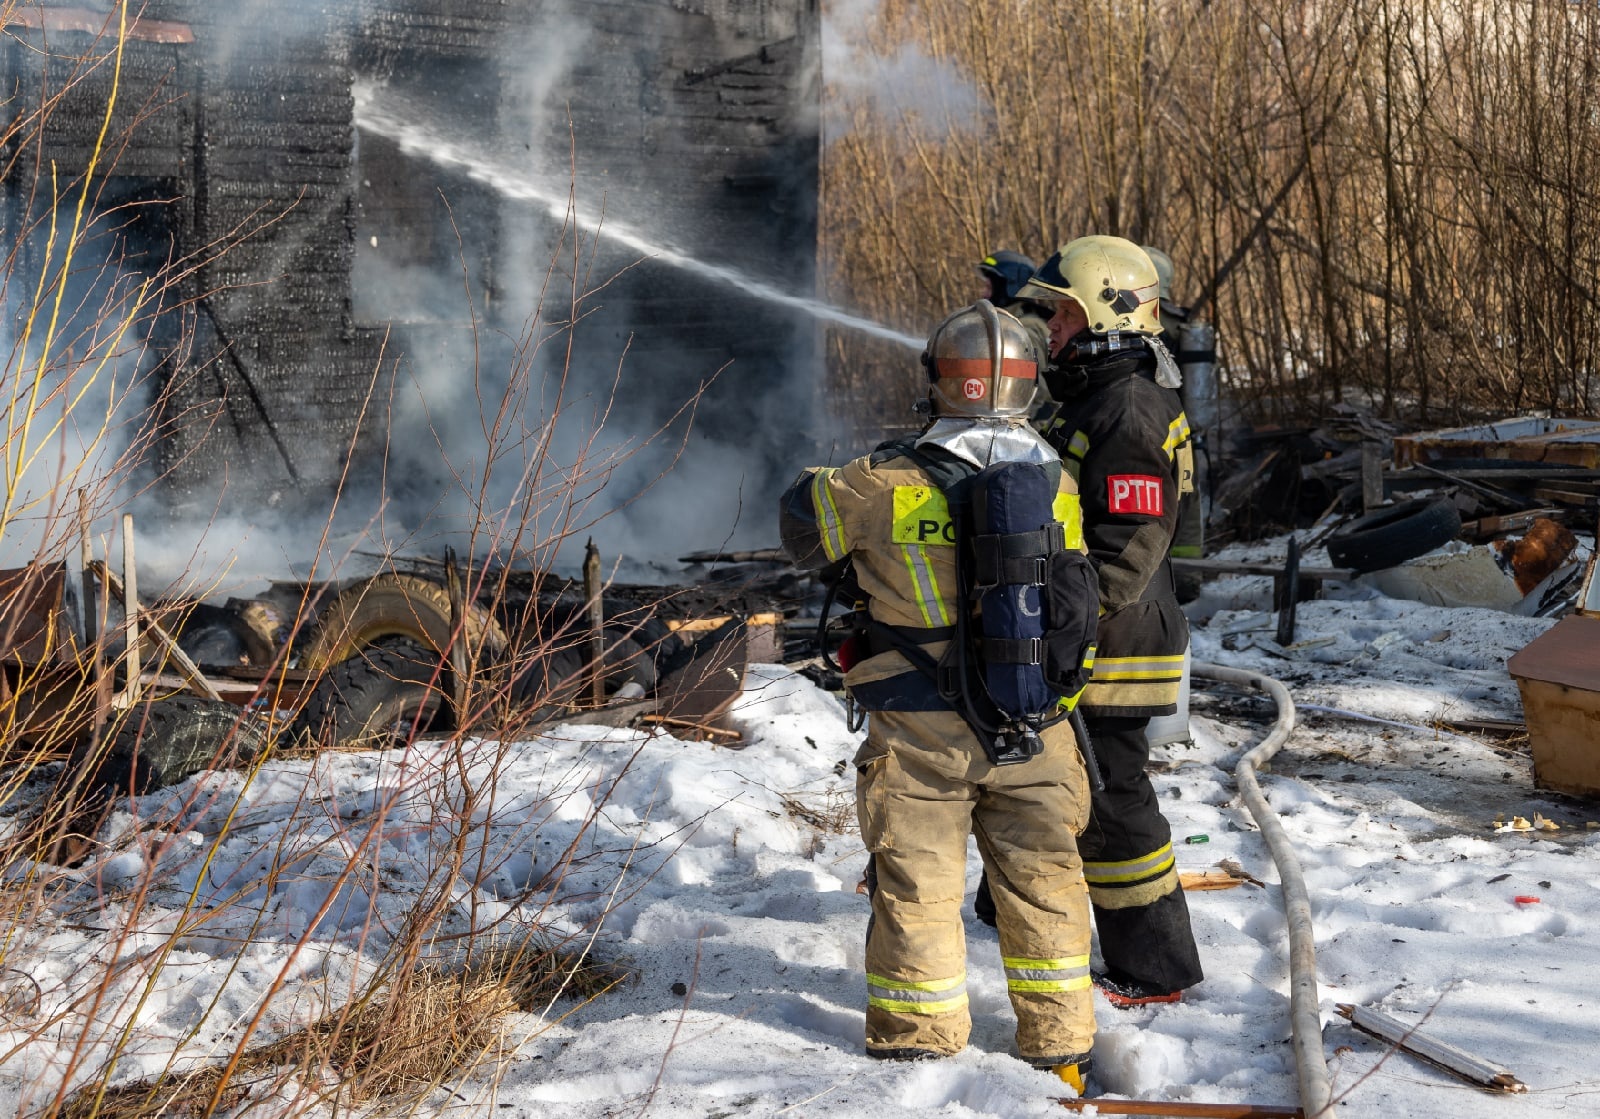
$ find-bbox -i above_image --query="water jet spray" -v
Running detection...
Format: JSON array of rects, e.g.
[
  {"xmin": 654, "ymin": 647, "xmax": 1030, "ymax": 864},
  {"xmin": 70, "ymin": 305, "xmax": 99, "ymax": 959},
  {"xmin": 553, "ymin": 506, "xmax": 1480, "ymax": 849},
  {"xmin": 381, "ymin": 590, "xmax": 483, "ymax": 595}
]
[{"xmin": 353, "ymin": 85, "xmax": 924, "ymax": 352}]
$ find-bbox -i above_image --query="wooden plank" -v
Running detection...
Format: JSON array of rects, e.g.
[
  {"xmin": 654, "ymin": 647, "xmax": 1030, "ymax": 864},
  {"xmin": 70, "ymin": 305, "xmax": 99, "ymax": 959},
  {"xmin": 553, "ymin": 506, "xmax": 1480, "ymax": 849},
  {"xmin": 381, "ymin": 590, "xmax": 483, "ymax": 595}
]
[
  {"xmin": 1170, "ymin": 558, "xmax": 1354, "ymax": 580},
  {"xmin": 1336, "ymin": 1003, "xmax": 1527, "ymax": 1093},
  {"xmin": 1361, "ymin": 441, "xmax": 1385, "ymax": 512},
  {"xmin": 1057, "ymin": 1100, "xmax": 1303, "ymax": 1117},
  {"xmin": 1459, "ymin": 508, "xmax": 1566, "ymax": 540}
]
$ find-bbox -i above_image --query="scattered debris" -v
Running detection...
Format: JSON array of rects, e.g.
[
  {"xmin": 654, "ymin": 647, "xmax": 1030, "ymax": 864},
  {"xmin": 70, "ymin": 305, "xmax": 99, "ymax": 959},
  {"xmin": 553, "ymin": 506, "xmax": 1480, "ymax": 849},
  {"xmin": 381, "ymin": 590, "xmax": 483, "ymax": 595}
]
[
  {"xmin": 1218, "ymin": 859, "xmax": 1267, "ymax": 887},
  {"xmin": 1336, "ymin": 1003, "xmax": 1528, "ymax": 1093},
  {"xmin": 1491, "ymin": 518, "xmax": 1579, "ymax": 594}
]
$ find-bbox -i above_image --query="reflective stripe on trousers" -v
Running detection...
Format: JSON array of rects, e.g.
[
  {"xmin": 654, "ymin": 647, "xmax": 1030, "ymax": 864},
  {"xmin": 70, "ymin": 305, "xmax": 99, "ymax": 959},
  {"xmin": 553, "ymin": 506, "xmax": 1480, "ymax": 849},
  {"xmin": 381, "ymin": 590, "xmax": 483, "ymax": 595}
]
[
  {"xmin": 867, "ymin": 972, "xmax": 968, "ymax": 1016},
  {"xmin": 1003, "ymin": 954, "xmax": 1092, "ymax": 994}
]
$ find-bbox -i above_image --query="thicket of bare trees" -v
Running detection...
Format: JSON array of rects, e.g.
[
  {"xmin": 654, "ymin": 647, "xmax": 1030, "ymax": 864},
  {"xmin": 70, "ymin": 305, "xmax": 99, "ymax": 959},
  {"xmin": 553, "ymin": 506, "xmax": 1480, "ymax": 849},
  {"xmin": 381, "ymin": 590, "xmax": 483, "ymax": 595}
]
[{"xmin": 821, "ymin": 0, "xmax": 1600, "ymax": 439}]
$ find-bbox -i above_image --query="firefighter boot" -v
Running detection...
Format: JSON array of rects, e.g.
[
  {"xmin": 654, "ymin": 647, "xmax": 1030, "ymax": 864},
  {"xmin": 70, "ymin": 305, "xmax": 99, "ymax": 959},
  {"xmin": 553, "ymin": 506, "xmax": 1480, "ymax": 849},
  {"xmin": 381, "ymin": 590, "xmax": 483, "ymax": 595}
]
[
  {"xmin": 1032, "ymin": 1053, "xmax": 1095, "ymax": 1097},
  {"xmin": 1093, "ymin": 970, "xmax": 1182, "ymax": 1008}
]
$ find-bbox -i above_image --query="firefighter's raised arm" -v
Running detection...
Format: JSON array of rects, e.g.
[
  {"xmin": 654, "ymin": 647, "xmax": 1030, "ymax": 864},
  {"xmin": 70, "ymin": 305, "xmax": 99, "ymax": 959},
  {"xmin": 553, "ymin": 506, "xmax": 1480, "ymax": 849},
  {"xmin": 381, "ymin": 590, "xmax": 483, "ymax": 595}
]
[{"xmin": 778, "ymin": 461, "xmax": 873, "ymax": 570}]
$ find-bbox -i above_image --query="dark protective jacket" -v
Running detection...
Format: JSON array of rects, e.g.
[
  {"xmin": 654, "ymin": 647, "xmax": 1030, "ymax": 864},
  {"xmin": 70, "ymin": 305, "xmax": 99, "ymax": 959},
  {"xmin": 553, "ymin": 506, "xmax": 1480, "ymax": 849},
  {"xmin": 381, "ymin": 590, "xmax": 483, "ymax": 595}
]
[{"xmin": 1041, "ymin": 352, "xmax": 1192, "ymax": 716}]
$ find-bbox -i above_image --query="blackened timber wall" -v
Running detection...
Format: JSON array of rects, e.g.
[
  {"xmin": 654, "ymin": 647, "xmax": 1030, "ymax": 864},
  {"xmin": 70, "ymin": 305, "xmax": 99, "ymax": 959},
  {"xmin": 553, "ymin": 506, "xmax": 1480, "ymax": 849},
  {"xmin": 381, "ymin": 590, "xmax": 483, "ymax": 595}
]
[{"xmin": 1, "ymin": 0, "xmax": 820, "ymax": 544}]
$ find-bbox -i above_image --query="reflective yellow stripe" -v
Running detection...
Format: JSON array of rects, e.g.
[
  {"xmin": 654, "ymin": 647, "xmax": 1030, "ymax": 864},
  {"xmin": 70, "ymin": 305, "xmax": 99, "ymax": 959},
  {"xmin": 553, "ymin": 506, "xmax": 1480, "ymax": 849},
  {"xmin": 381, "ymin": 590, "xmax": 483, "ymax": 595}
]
[
  {"xmin": 1004, "ymin": 954, "xmax": 1091, "ymax": 970},
  {"xmin": 1084, "ymin": 843, "xmax": 1176, "ymax": 885},
  {"xmin": 867, "ymin": 972, "xmax": 968, "ymax": 1016},
  {"xmin": 1008, "ymin": 975, "xmax": 1094, "ymax": 994},
  {"xmin": 1056, "ymin": 684, "xmax": 1086, "ymax": 713},
  {"xmin": 1066, "ymin": 430, "xmax": 1090, "ymax": 460},
  {"xmin": 1169, "ymin": 544, "xmax": 1202, "ymax": 558},
  {"xmin": 869, "ymin": 993, "xmax": 970, "ymax": 1015},
  {"xmin": 867, "ymin": 972, "xmax": 966, "ymax": 992},
  {"xmin": 1093, "ymin": 655, "xmax": 1185, "ymax": 681},
  {"xmin": 1162, "ymin": 413, "xmax": 1192, "ymax": 461},
  {"xmin": 812, "ymin": 469, "xmax": 846, "ymax": 561},
  {"xmin": 1003, "ymin": 954, "xmax": 1092, "ymax": 994},
  {"xmin": 901, "ymin": 544, "xmax": 951, "ymax": 628},
  {"xmin": 1051, "ymin": 491, "xmax": 1085, "ymax": 550}
]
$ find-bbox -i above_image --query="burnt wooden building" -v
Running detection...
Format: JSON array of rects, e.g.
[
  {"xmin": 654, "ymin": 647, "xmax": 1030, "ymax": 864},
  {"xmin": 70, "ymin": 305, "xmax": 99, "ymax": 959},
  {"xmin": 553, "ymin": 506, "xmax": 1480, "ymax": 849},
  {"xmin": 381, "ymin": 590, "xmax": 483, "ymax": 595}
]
[{"xmin": 1, "ymin": 2, "xmax": 821, "ymax": 543}]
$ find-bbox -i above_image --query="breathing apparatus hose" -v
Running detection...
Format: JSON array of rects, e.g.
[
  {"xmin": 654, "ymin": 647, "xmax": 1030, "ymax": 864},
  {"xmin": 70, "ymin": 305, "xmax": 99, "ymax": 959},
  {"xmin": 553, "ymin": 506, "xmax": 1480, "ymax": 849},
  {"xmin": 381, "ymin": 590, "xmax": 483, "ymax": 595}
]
[{"xmin": 1192, "ymin": 661, "xmax": 1333, "ymax": 1119}]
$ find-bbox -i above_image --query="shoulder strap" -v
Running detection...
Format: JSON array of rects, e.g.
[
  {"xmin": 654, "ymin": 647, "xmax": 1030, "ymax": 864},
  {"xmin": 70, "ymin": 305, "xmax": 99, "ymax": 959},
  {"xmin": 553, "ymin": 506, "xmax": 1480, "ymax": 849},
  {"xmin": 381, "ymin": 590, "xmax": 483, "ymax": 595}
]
[{"xmin": 893, "ymin": 439, "xmax": 979, "ymax": 498}]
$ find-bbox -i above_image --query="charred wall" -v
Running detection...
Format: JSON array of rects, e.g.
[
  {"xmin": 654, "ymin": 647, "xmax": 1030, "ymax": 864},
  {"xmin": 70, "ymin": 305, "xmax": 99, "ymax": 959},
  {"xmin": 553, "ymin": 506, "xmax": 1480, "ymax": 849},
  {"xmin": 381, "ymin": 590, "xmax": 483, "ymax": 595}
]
[{"xmin": 1, "ymin": 1, "xmax": 821, "ymax": 551}]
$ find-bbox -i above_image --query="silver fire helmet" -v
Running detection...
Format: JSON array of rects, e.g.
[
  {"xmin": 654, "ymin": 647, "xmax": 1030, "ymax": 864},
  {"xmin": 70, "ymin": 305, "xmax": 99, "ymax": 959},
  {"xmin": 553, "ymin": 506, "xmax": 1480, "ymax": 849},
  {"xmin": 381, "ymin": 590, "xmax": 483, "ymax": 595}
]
[{"xmin": 921, "ymin": 300, "xmax": 1039, "ymax": 419}]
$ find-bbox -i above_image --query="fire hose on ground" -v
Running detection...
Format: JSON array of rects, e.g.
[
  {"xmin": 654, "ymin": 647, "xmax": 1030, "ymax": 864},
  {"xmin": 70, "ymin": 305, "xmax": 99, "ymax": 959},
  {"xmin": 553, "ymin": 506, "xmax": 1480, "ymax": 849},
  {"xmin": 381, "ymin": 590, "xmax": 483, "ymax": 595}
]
[{"xmin": 1192, "ymin": 661, "xmax": 1333, "ymax": 1119}]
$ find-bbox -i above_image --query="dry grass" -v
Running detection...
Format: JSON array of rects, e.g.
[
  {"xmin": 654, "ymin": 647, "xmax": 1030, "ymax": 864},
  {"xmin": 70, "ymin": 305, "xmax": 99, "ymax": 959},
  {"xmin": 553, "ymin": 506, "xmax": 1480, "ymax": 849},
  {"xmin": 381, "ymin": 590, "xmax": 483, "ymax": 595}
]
[
  {"xmin": 54, "ymin": 940, "xmax": 631, "ymax": 1118},
  {"xmin": 822, "ymin": 0, "xmax": 1600, "ymax": 440},
  {"xmin": 781, "ymin": 787, "xmax": 857, "ymax": 834}
]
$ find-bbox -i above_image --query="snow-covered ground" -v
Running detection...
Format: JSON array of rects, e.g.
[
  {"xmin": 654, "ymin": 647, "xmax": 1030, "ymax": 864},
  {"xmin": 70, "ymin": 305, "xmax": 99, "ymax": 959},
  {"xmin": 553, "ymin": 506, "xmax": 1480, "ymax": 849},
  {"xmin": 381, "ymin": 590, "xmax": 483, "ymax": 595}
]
[{"xmin": 3, "ymin": 545, "xmax": 1598, "ymax": 1117}]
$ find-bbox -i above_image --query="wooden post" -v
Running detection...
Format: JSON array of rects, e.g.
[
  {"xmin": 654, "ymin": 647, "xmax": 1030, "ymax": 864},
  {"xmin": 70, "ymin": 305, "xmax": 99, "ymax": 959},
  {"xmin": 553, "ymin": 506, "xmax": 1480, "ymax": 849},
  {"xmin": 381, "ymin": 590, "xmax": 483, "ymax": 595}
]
[
  {"xmin": 78, "ymin": 492, "xmax": 106, "ymax": 743},
  {"xmin": 94, "ymin": 562, "xmax": 222, "ymax": 702},
  {"xmin": 584, "ymin": 539, "xmax": 605, "ymax": 707},
  {"xmin": 444, "ymin": 546, "xmax": 468, "ymax": 716},
  {"xmin": 1275, "ymin": 536, "xmax": 1301, "ymax": 646},
  {"xmin": 117, "ymin": 513, "xmax": 141, "ymax": 709},
  {"xmin": 1360, "ymin": 441, "xmax": 1385, "ymax": 512}
]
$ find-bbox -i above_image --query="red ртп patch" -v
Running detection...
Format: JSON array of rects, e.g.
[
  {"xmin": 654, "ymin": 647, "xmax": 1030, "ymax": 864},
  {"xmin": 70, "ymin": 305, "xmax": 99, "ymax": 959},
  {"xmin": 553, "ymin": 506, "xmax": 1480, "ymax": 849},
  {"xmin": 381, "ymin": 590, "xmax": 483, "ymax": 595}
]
[{"xmin": 1107, "ymin": 474, "xmax": 1164, "ymax": 515}]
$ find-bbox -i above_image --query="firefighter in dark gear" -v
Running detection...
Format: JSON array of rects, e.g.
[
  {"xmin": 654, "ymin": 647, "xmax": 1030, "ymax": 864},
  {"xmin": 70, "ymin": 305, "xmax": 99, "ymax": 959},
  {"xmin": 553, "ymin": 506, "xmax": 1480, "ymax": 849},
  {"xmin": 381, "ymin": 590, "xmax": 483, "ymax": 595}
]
[
  {"xmin": 1142, "ymin": 245, "xmax": 1204, "ymax": 599},
  {"xmin": 779, "ymin": 301, "xmax": 1096, "ymax": 1090},
  {"xmin": 1012, "ymin": 235, "xmax": 1205, "ymax": 1006},
  {"xmin": 1140, "ymin": 245, "xmax": 1189, "ymax": 352},
  {"xmin": 977, "ymin": 250, "xmax": 1053, "ymax": 366}
]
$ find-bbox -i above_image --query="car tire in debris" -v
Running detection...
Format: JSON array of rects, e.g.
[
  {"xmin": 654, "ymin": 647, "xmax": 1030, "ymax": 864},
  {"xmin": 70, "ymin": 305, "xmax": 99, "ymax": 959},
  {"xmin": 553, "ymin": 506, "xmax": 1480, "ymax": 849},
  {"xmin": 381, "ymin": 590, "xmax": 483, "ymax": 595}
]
[
  {"xmin": 295, "ymin": 573, "xmax": 508, "ymax": 672},
  {"xmin": 291, "ymin": 640, "xmax": 452, "ymax": 750},
  {"xmin": 1325, "ymin": 497, "xmax": 1463, "ymax": 574},
  {"xmin": 86, "ymin": 694, "xmax": 271, "ymax": 796},
  {"xmin": 507, "ymin": 646, "xmax": 590, "ymax": 723}
]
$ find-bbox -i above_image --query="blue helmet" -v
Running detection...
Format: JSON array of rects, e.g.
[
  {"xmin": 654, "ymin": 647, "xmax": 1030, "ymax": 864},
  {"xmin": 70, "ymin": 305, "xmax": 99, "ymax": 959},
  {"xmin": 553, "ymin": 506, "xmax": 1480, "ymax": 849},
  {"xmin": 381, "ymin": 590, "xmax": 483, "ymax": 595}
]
[{"xmin": 976, "ymin": 250, "xmax": 1037, "ymax": 307}]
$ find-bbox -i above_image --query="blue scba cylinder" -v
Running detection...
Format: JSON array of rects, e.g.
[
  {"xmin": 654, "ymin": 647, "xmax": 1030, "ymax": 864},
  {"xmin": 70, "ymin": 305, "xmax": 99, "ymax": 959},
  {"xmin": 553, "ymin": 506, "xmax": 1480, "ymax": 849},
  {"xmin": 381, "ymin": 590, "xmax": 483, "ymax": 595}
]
[{"xmin": 971, "ymin": 460, "xmax": 1058, "ymax": 720}]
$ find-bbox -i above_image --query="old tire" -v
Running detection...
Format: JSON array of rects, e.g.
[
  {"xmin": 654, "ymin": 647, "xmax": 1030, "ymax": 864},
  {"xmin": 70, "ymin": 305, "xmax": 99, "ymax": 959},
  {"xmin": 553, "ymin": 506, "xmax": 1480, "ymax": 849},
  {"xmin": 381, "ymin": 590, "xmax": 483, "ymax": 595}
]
[
  {"xmin": 508, "ymin": 646, "xmax": 589, "ymax": 720},
  {"xmin": 296, "ymin": 573, "xmax": 507, "ymax": 672},
  {"xmin": 89, "ymin": 695, "xmax": 270, "ymax": 796},
  {"xmin": 291, "ymin": 640, "xmax": 451, "ymax": 750},
  {"xmin": 1325, "ymin": 497, "xmax": 1462, "ymax": 574}
]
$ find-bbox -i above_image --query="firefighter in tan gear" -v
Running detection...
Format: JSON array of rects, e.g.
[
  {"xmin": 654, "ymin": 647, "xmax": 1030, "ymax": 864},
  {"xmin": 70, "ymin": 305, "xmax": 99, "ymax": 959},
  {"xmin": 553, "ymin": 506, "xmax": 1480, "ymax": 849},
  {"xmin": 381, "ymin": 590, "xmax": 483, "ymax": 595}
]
[
  {"xmin": 779, "ymin": 302, "xmax": 1097, "ymax": 1090},
  {"xmin": 1015, "ymin": 236, "xmax": 1205, "ymax": 1005}
]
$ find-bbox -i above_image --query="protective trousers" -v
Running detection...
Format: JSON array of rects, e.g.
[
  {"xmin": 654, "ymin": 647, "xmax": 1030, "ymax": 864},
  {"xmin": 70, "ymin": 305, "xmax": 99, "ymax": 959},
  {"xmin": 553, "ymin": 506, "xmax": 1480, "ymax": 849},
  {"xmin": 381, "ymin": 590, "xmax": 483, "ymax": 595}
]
[
  {"xmin": 856, "ymin": 708, "xmax": 1095, "ymax": 1062},
  {"xmin": 1077, "ymin": 715, "xmax": 1204, "ymax": 993}
]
